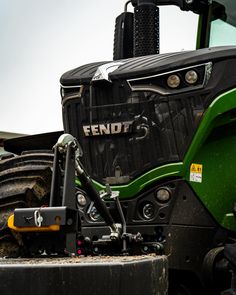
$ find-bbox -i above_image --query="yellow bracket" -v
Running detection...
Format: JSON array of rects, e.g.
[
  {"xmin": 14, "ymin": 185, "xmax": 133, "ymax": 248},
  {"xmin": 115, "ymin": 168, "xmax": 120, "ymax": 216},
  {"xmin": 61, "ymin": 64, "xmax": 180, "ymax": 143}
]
[{"xmin": 8, "ymin": 214, "xmax": 60, "ymax": 232}]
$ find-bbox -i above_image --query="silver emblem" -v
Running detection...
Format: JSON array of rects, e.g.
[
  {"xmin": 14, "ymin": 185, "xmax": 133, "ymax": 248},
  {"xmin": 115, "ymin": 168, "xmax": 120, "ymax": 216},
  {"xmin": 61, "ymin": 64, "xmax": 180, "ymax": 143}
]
[
  {"xmin": 83, "ymin": 121, "xmax": 133, "ymax": 137},
  {"xmin": 92, "ymin": 61, "xmax": 124, "ymax": 82}
]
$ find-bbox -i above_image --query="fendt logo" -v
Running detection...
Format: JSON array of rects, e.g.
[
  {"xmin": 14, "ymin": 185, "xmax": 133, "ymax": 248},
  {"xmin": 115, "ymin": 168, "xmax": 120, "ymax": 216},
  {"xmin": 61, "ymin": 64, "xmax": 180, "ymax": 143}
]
[{"xmin": 83, "ymin": 121, "xmax": 133, "ymax": 137}]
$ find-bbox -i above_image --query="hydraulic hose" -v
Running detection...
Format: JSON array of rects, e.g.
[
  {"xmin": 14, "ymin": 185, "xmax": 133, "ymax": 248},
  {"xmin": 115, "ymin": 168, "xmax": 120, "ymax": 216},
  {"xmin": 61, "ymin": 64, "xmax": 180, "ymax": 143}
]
[{"xmin": 75, "ymin": 161, "xmax": 117, "ymax": 232}]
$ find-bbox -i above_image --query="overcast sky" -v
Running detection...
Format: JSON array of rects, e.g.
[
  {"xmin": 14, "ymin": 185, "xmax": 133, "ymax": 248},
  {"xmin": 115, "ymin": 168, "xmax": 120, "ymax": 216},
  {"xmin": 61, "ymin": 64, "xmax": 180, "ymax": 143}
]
[{"xmin": 0, "ymin": 0, "xmax": 198, "ymax": 135}]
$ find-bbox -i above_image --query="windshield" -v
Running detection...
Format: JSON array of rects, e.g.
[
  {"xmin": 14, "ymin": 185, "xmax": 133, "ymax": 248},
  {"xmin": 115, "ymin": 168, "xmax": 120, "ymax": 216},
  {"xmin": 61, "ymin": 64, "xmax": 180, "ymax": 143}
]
[{"xmin": 210, "ymin": 0, "xmax": 236, "ymax": 46}]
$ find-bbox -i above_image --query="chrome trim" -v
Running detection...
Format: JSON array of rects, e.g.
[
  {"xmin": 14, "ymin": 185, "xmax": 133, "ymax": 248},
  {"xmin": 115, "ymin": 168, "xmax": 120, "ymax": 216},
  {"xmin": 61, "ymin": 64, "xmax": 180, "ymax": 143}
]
[
  {"xmin": 61, "ymin": 85, "xmax": 84, "ymax": 105},
  {"xmin": 60, "ymin": 84, "xmax": 82, "ymax": 89},
  {"xmin": 128, "ymin": 84, "xmax": 206, "ymax": 95},
  {"xmin": 203, "ymin": 62, "xmax": 213, "ymax": 86},
  {"xmin": 127, "ymin": 63, "xmax": 209, "ymax": 82}
]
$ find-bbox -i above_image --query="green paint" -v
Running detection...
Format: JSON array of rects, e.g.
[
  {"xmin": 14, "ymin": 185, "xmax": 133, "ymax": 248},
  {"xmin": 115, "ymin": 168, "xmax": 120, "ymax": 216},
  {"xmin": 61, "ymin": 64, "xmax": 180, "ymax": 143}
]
[
  {"xmin": 184, "ymin": 88, "xmax": 236, "ymax": 231},
  {"xmin": 76, "ymin": 163, "xmax": 183, "ymax": 200},
  {"xmin": 196, "ymin": 14, "xmax": 203, "ymax": 49}
]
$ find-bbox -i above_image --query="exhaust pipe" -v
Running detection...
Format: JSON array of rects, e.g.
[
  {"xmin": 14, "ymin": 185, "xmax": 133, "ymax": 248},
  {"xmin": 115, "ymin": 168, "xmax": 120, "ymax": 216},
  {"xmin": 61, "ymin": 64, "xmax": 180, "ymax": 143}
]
[
  {"xmin": 113, "ymin": 0, "xmax": 159, "ymax": 59},
  {"xmin": 134, "ymin": 0, "xmax": 160, "ymax": 57}
]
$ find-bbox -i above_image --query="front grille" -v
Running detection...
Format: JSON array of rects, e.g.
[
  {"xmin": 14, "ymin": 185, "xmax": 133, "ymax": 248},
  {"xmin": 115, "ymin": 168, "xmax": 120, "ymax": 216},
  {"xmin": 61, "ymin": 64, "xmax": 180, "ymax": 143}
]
[{"xmin": 63, "ymin": 83, "xmax": 206, "ymax": 185}]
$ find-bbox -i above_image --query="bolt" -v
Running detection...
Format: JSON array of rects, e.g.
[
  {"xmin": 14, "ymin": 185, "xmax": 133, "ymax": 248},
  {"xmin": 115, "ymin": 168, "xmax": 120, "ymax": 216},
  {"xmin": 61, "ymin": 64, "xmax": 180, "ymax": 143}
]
[
  {"xmin": 93, "ymin": 247, "xmax": 99, "ymax": 254},
  {"xmin": 143, "ymin": 246, "xmax": 149, "ymax": 252},
  {"xmin": 84, "ymin": 237, "xmax": 91, "ymax": 244},
  {"xmin": 67, "ymin": 218, "xmax": 73, "ymax": 225}
]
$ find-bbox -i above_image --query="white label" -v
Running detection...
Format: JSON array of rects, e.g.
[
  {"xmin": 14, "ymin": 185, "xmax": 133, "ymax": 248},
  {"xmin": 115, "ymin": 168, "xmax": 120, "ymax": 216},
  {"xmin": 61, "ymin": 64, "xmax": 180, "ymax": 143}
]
[{"xmin": 190, "ymin": 172, "xmax": 202, "ymax": 183}]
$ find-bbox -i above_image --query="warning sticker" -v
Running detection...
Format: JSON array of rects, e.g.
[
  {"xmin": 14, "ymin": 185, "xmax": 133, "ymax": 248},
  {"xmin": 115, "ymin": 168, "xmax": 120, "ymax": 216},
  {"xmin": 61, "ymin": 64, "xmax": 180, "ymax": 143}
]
[{"xmin": 190, "ymin": 163, "xmax": 203, "ymax": 183}]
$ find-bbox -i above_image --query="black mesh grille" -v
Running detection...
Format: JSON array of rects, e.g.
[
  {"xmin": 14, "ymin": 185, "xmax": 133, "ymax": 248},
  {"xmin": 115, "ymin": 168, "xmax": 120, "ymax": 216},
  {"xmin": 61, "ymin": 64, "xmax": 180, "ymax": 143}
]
[
  {"xmin": 134, "ymin": 5, "xmax": 159, "ymax": 57},
  {"xmin": 63, "ymin": 84, "xmax": 206, "ymax": 185}
]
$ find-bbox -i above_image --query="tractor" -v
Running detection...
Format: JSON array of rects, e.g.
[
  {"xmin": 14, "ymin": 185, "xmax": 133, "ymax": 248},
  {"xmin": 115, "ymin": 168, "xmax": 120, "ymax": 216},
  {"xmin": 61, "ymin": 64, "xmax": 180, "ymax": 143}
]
[{"xmin": 1, "ymin": 0, "xmax": 236, "ymax": 294}]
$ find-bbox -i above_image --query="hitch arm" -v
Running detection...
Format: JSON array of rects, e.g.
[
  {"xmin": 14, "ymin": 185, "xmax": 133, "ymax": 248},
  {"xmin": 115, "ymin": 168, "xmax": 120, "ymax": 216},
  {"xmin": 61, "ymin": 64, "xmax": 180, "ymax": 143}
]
[{"xmin": 57, "ymin": 134, "xmax": 119, "ymax": 235}]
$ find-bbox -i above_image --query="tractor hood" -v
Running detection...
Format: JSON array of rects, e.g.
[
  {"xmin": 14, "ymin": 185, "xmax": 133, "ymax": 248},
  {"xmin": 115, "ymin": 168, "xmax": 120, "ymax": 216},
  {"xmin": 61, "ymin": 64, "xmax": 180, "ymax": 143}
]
[{"xmin": 60, "ymin": 46, "xmax": 236, "ymax": 86}]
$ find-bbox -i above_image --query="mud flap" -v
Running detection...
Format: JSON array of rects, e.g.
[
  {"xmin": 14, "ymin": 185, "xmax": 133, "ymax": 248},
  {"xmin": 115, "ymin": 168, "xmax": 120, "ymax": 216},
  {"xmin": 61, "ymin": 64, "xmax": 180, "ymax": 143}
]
[{"xmin": 0, "ymin": 255, "xmax": 168, "ymax": 295}]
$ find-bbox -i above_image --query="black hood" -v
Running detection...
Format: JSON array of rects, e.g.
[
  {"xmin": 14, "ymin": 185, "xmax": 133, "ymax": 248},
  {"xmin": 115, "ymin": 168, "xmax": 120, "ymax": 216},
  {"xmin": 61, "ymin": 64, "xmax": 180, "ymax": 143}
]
[{"xmin": 60, "ymin": 46, "xmax": 236, "ymax": 86}]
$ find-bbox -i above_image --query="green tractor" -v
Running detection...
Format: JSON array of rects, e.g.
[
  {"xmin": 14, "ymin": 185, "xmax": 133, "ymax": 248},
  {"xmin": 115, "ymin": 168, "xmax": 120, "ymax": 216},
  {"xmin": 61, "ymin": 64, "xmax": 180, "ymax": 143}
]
[{"xmin": 1, "ymin": 0, "xmax": 236, "ymax": 294}]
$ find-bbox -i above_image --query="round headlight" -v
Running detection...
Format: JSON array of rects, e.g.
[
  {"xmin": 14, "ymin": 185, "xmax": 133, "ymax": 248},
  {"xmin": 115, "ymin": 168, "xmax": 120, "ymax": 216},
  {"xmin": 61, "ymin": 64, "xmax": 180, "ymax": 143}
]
[
  {"xmin": 156, "ymin": 188, "xmax": 171, "ymax": 203},
  {"xmin": 77, "ymin": 193, "xmax": 87, "ymax": 207},
  {"xmin": 185, "ymin": 70, "xmax": 198, "ymax": 84},
  {"xmin": 167, "ymin": 74, "xmax": 181, "ymax": 88},
  {"xmin": 142, "ymin": 203, "xmax": 155, "ymax": 220}
]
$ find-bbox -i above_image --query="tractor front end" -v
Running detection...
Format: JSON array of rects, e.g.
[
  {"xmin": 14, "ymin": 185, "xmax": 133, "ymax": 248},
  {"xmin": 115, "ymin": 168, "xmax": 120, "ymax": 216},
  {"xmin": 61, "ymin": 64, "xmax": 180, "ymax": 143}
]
[{"xmin": 2, "ymin": 1, "xmax": 236, "ymax": 294}]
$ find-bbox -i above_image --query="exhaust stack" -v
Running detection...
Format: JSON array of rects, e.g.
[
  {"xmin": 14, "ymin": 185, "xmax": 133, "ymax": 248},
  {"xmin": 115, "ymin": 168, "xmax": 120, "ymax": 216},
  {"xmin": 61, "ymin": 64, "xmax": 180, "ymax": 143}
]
[{"xmin": 113, "ymin": 0, "xmax": 159, "ymax": 59}]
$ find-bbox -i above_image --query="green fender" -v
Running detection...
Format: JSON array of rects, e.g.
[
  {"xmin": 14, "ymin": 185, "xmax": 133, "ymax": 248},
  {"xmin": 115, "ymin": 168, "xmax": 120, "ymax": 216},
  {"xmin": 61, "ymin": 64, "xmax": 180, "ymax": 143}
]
[{"xmin": 184, "ymin": 88, "xmax": 236, "ymax": 231}]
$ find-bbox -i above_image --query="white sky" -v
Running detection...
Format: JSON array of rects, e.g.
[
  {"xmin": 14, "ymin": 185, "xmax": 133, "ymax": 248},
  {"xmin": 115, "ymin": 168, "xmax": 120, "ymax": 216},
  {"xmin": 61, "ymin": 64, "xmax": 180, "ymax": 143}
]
[{"xmin": 0, "ymin": 0, "xmax": 198, "ymax": 135}]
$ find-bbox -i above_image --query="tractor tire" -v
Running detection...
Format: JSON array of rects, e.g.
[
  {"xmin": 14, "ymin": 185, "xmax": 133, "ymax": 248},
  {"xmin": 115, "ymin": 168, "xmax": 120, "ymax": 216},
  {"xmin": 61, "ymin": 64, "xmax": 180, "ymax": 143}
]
[{"xmin": 0, "ymin": 151, "xmax": 53, "ymax": 257}]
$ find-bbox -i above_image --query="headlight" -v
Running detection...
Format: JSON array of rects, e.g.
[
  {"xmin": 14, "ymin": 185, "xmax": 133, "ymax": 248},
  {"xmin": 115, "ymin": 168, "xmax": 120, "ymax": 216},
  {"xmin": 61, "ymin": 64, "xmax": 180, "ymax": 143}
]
[
  {"xmin": 76, "ymin": 192, "xmax": 87, "ymax": 207},
  {"xmin": 185, "ymin": 70, "xmax": 198, "ymax": 84},
  {"xmin": 167, "ymin": 74, "xmax": 181, "ymax": 88},
  {"xmin": 156, "ymin": 188, "xmax": 171, "ymax": 203},
  {"xmin": 142, "ymin": 202, "xmax": 155, "ymax": 220}
]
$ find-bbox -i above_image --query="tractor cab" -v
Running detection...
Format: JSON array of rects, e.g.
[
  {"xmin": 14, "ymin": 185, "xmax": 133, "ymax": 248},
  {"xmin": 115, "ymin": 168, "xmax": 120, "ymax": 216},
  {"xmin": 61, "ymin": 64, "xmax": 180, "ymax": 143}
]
[{"xmin": 209, "ymin": 0, "xmax": 236, "ymax": 47}]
